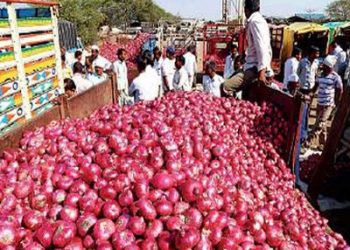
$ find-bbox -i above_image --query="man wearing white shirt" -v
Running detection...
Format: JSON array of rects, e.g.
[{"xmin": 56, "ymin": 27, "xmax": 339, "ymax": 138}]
[
  {"xmin": 244, "ymin": 0, "xmax": 272, "ymax": 84},
  {"xmin": 87, "ymin": 59, "xmax": 108, "ymax": 86},
  {"xmin": 91, "ymin": 45, "xmax": 112, "ymax": 72},
  {"xmin": 330, "ymin": 41, "xmax": 347, "ymax": 77},
  {"xmin": 72, "ymin": 62, "xmax": 93, "ymax": 94},
  {"xmin": 129, "ymin": 58, "xmax": 157, "ymax": 103},
  {"xmin": 113, "ymin": 49, "xmax": 128, "ymax": 91},
  {"xmin": 283, "ymin": 47, "xmax": 302, "ymax": 90},
  {"xmin": 161, "ymin": 47, "xmax": 176, "ymax": 92},
  {"xmin": 153, "ymin": 47, "xmax": 164, "ymax": 96},
  {"xmin": 224, "ymin": 0, "xmax": 272, "ymax": 98},
  {"xmin": 143, "ymin": 50, "xmax": 161, "ymax": 99},
  {"xmin": 183, "ymin": 45, "xmax": 197, "ymax": 87},
  {"xmin": 224, "ymin": 44, "xmax": 239, "ymax": 79},
  {"xmin": 203, "ymin": 61, "xmax": 225, "ymax": 97},
  {"xmin": 173, "ymin": 55, "xmax": 190, "ymax": 91}
]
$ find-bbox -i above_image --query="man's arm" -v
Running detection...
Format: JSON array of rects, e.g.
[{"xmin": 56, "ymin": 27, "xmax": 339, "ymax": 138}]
[
  {"xmin": 224, "ymin": 56, "xmax": 230, "ymax": 79},
  {"xmin": 161, "ymin": 65, "xmax": 170, "ymax": 90},
  {"xmin": 335, "ymin": 76, "xmax": 344, "ymax": 105},
  {"xmin": 251, "ymin": 22, "xmax": 271, "ymax": 84},
  {"xmin": 311, "ymin": 80, "xmax": 319, "ymax": 94}
]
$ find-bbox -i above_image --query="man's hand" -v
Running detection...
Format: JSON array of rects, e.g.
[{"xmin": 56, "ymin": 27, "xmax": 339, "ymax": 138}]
[
  {"xmin": 258, "ymin": 69, "xmax": 267, "ymax": 85},
  {"xmin": 302, "ymin": 94, "xmax": 311, "ymax": 103}
]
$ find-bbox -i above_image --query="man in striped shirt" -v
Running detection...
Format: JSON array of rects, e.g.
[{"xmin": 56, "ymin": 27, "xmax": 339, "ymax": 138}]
[{"xmin": 306, "ymin": 55, "xmax": 343, "ymax": 150}]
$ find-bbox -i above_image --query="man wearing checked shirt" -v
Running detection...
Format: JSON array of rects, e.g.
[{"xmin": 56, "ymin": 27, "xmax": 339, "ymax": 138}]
[{"xmin": 297, "ymin": 46, "xmax": 320, "ymax": 144}]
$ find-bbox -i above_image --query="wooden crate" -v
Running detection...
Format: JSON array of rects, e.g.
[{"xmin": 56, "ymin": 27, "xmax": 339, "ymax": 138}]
[
  {"xmin": 248, "ymin": 84, "xmax": 304, "ymax": 169},
  {"xmin": 309, "ymin": 84, "xmax": 350, "ymax": 197}
]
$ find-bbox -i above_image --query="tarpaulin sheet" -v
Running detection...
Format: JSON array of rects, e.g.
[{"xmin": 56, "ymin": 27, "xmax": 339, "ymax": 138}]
[{"xmin": 323, "ymin": 22, "xmax": 350, "ymax": 44}]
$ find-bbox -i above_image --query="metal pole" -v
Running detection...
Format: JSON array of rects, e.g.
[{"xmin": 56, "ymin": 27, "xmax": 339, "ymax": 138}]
[
  {"xmin": 51, "ymin": 6, "xmax": 64, "ymax": 94},
  {"xmin": 7, "ymin": 3, "xmax": 32, "ymax": 120}
]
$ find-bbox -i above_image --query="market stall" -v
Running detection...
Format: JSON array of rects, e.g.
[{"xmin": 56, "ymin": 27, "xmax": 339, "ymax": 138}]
[
  {"xmin": 323, "ymin": 21, "xmax": 350, "ymax": 50},
  {"xmin": 282, "ymin": 22, "xmax": 329, "ymax": 61}
]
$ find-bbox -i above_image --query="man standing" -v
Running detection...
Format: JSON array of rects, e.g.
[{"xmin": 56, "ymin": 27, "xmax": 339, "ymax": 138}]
[
  {"xmin": 283, "ymin": 47, "xmax": 302, "ymax": 90},
  {"xmin": 161, "ymin": 47, "xmax": 176, "ymax": 93},
  {"xmin": 183, "ymin": 45, "xmax": 197, "ymax": 87},
  {"xmin": 143, "ymin": 50, "xmax": 161, "ymax": 99},
  {"xmin": 203, "ymin": 61, "xmax": 225, "ymax": 97},
  {"xmin": 224, "ymin": 44, "xmax": 239, "ymax": 79},
  {"xmin": 113, "ymin": 48, "xmax": 129, "ymax": 105},
  {"xmin": 330, "ymin": 41, "xmax": 347, "ymax": 78},
  {"xmin": 129, "ymin": 58, "xmax": 157, "ymax": 103},
  {"xmin": 306, "ymin": 55, "xmax": 343, "ymax": 150},
  {"xmin": 173, "ymin": 55, "xmax": 190, "ymax": 91},
  {"xmin": 224, "ymin": 0, "xmax": 272, "ymax": 98},
  {"xmin": 298, "ymin": 45, "xmax": 320, "ymax": 142},
  {"xmin": 153, "ymin": 47, "xmax": 164, "ymax": 95}
]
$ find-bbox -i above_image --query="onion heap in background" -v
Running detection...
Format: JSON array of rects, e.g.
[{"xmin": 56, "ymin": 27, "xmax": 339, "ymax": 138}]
[
  {"xmin": 100, "ymin": 33, "xmax": 151, "ymax": 70},
  {"xmin": 0, "ymin": 92, "xmax": 348, "ymax": 249}
]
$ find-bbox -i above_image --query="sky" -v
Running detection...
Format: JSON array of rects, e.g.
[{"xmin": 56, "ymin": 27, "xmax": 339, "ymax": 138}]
[{"xmin": 154, "ymin": 0, "xmax": 333, "ymax": 20}]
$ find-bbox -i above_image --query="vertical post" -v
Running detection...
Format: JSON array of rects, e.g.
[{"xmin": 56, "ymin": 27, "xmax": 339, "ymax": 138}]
[
  {"xmin": 7, "ymin": 3, "xmax": 32, "ymax": 120},
  {"xmin": 51, "ymin": 6, "xmax": 64, "ymax": 94}
]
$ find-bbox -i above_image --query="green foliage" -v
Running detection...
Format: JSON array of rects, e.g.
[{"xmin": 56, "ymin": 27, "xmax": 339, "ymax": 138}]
[
  {"xmin": 58, "ymin": 0, "xmax": 176, "ymax": 45},
  {"xmin": 326, "ymin": 0, "xmax": 350, "ymax": 21},
  {"xmin": 58, "ymin": 0, "xmax": 105, "ymax": 45}
]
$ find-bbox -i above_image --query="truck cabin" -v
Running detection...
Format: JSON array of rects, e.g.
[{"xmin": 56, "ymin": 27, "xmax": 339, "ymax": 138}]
[{"xmin": 269, "ymin": 24, "xmax": 286, "ymax": 77}]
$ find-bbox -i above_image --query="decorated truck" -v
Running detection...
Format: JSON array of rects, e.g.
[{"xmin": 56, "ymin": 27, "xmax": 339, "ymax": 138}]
[{"xmin": 0, "ymin": 0, "xmax": 64, "ymax": 135}]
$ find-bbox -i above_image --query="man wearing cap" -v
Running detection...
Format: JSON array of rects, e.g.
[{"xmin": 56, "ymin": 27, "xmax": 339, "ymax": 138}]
[
  {"xmin": 87, "ymin": 59, "xmax": 108, "ymax": 86},
  {"xmin": 305, "ymin": 55, "xmax": 343, "ymax": 150},
  {"xmin": 224, "ymin": 0, "xmax": 272, "ymax": 98},
  {"xmin": 90, "ymin": 45, "xmax": 112, "ymax": 72},
  {"xmin": 297, "ymin": 46, "xmax": 320, "ymax": 143},
  {"xmin": 265, "ymin": 70, "xmax": 281, "ymax": 90},
  {"xmin": 113, "ymin": 48, "xmax": 129, "ymax": 106},
  {"xmin": 161, "ymin": 47, "xmax": 176, "ymax": 92},
  {"xmin": 183, "ymin": 45, "xmax": 197, "ymax": 88}
]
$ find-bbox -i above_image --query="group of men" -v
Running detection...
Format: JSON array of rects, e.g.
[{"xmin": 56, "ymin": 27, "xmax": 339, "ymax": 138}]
[
  {"xmin": 283, "ymin": 43, "xmax": 345, "ymax": 151},
  {"xmin": 125, "ymin": 45, "xmax": 198, "ymax": 104},
  {"xmin": 61, "ymin": 45, "xmax": 110, "ymax": 97},
  {"xmin": 219, "ymin": 0, "xmax": 345, "ymax": 153}
]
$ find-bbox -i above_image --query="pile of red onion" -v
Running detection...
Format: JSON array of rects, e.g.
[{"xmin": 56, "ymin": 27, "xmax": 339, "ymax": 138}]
[
  {"xmin": 300, "ymin": 154, "xmax": 321, "ymax": 183},
  {"xmin": 0, "ymin": 92, "xmax": 348, "ymax": 249},
  {"xmin": 100, "ymin": 33, "xmax": 151, "ymax": 69}
]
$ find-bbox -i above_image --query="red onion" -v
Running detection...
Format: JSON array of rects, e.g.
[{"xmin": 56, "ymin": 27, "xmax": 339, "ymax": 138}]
[
  {"xmin": 93, "ymin": 219, "xmax": 116, "ymax": 241},
  {"xmin": 175, "ymin": 227, "xmax": 201, "ymax": 249},
  {"xmin": 52, "ymin": 220, "xmax": 77, "ymax": 248}
]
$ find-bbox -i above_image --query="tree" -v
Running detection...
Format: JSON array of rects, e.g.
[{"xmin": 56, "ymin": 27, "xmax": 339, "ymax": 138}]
[
  {"xmin": 59, "ymin": 0, "xmax": 105, "ymax": 45},
  {"xmin": 326, "ymin": 0, "xmax": 350, "ymax": 21},
  {"xmin": 58, "ymin": 0, "xmax": 176, "ymax": 44},
  {"xmin": 101, "ymin": 0, "xmax": 177, "ymax": 27}
]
